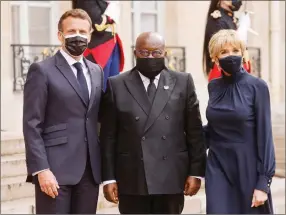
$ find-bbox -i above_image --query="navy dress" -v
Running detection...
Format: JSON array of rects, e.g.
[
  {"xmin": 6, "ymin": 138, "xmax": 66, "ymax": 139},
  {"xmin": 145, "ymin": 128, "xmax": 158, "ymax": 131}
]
[{"xmin": 204, "ymin": 69, "xmax": 276, "ymax": 214}]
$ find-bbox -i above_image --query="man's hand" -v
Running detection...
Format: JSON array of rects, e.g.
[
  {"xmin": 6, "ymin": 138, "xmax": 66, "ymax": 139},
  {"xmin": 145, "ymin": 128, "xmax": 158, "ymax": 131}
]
[
  {"xmin": 251, "ymin": 189, "xmax": 268, "ymax": 207},
  {"xmin": 184, "ymin": 176, "xmax": 201, "ymax": 196},
  {"xmin": 103, "ymin": 182, "xmax": 118, "ymax": 204},
  {"xmin": 38, "ymin": 169, "xmax": 59, "ymax": 198}
]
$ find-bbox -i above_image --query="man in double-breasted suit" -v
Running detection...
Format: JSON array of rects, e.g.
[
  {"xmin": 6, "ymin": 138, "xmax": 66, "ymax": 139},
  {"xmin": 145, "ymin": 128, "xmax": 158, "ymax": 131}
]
[
  {"xmin": 23, "ymin": 9, "xmax": 103, "ymax": 214},
  {"xmin": 100, "ymin": 32, "xmax": 207, "ymax": 214}
]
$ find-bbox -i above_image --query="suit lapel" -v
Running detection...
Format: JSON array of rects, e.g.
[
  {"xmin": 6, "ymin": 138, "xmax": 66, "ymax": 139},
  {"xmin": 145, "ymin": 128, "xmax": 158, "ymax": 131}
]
[
  {"xmin": 144, "ymin": 69, "xmax": 176, "ymax": 133},
  {"xmin": 55, "ymin": 51, "xmax": 88, "ymax": 107},
  {"xmin": 124, "ymin": 69, "xmax": 150, "ymax": 115},
  {"xmin": 84, "ymin": 58, "xmax": 99, "ymax": 112}
]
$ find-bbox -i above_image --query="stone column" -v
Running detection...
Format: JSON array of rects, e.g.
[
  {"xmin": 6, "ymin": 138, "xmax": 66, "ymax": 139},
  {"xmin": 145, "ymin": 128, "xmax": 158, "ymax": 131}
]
[{"xmin": 269, "ymin": 1, "xmax": 281, "ymax": 104}]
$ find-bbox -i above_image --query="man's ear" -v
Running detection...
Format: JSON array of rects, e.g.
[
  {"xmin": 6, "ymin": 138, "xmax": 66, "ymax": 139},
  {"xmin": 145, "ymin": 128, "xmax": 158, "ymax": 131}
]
[
  {"xmin": 87, "ymin": 34, "xmax": 91, "ymax": 43},
  {"xmin": 58, "ymin": 31, "xmax": 64, "ymax": 45},
  {"xmin": 87, "ymin": 29, "xmax": 93, "ymax": 43}
]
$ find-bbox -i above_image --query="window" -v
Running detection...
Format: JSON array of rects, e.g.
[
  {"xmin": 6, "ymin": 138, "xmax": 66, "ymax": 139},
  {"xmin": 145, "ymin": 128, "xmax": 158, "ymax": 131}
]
[
  {"xmin": 131, "ymin": 1, "xmax": 165, "ymax": 44},
  {"xmin": 10, "ymin": 1, "xmax": 59, "ymax": 45}
]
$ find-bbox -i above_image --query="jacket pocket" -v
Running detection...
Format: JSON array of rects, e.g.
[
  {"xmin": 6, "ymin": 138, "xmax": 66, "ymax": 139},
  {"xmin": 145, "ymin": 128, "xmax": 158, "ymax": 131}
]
[
  {"xmin": 178, "ymin": 149, "xmax": 188, "ymax": 153},
  {"xmin": 43, "ymin": 123, "xmax": 67, "ymax": 134},
  {"xmin": 44, "ymin": 137, "xmax": 68, "ymax": 147},
  {"xmin": 118, "ymin": 152, "xmax": 130, "ymax": 156},
  {"xmin": 43, "ymin": 123, "xmax": 67, "ymax": 140}
]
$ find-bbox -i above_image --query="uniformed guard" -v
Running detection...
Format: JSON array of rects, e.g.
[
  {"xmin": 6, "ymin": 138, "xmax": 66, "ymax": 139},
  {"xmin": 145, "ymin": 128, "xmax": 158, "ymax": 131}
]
[
  {"xmin": 202, "ymin": 0, "xmax": 251, "ymax": 82},
  {"xmin": 72, "ymin": 0, "xmax": 125, "ymax": 90}
]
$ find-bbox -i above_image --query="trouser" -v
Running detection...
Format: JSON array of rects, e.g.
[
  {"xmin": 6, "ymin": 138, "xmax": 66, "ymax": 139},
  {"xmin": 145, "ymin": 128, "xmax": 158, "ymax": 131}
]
[
  {"xmin": 35, "ymin": 158, "xmax": 99, "ymax": 214},
  {"xmin": 118, "ymin": 194, "xmax": 184, "ymax": 214}
]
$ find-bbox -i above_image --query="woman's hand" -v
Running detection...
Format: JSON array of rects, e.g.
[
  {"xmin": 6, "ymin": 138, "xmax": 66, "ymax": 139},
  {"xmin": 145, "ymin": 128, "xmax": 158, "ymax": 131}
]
[{"xmin": 251, "ymin": 189, "xmax": 268, "ymax": 207}]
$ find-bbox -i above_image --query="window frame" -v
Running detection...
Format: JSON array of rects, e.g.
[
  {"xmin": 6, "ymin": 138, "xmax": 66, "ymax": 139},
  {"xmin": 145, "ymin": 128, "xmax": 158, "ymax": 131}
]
[
  {"xmin": 10, "ymin": 1, "xmax": 60, "ymax": 45},
  {"xmin": 131, "ymin": 1, "xmax": 165, "ymax": 44}
]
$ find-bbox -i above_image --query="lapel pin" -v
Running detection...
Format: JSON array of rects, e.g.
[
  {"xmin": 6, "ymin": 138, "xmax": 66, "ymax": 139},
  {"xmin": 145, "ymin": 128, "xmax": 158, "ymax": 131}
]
[{"xmin": 164, "ymin": 85, "xmax": 169, "ymax": 90}]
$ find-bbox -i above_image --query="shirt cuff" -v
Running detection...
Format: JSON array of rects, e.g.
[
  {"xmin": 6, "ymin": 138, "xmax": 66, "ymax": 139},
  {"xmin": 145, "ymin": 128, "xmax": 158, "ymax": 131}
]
[
  {"xmin": 191, "ymin": 176, "xmax": 204, "ymax": 180},
  {"xmin": 102, "ymin": 180, "xmax": 116, "ymax": 186},
  {"xmin": 32, "ymin": 169, "xmax": 49, "ymax": 176}
]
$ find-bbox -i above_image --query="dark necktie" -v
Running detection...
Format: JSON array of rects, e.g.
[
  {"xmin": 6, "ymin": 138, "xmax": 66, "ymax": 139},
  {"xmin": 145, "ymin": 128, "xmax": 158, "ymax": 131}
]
[
  {"xmin": 147, "ymin": 78, "xmax": 156, "ymax": 103},
  {"xmin": 73, "ymin": 62, "xmax": 89, "ymax": 105}
]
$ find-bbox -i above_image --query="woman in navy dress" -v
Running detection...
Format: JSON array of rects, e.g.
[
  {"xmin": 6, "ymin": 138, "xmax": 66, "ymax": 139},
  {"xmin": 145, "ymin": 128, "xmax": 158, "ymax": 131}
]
[{"xmin": 204, "ymin": 29, "xmax": 276, "ymax": 214}]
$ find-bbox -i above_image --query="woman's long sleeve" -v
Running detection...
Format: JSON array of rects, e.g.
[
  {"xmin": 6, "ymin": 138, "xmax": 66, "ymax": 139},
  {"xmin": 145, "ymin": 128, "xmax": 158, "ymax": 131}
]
[{"xmin": 254, "ymin": 79, "xmax": 276, "ymax": 193}]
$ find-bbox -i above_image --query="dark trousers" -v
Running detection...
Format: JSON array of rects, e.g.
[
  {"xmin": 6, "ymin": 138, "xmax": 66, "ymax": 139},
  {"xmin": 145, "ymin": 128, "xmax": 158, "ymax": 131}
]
[
  {"xmin": 118, "ymin": 194, "xmax": 184, "ymax": 214},
  {"xmin": 35, "ymin": 159, "xmax": 99, "ymax": 214}
]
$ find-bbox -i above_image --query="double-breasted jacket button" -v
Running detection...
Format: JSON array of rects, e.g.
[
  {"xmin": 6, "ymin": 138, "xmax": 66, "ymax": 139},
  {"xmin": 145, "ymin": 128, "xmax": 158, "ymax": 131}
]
[
  {"xmin": 142, "ymin": 136, "xmax": 146, "ymax": 141},
  {"xmin": 84, "ymin": 137, "xmax": 87, "ymax": 142},
  {"xmin": 165, "ymin": 115, "xmax": 169, "ymax": 120},
  {"xmin": 162, "ymin": 136, "xmax": 166, "ymax": 140},
  {"xmin": 163, "ymin": 156, "xmax": 167, "ymax": 160},
  {"xmin": 135, "ymin": 116, "xmax": 140, "ymax": 121}
]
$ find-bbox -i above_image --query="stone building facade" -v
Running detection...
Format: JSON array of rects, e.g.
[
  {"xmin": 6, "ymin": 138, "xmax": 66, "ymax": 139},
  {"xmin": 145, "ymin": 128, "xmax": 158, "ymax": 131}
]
[{"xmin": 1, "ymin": 1, "xmax": 285, "ymax": 213}]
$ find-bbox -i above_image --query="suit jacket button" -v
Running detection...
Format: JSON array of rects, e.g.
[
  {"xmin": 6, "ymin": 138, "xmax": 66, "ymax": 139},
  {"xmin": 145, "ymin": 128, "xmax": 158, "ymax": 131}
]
[
  {"xmin": 84, "ymin": 137, "xmax": 87, "ymax": 142},
  {"xmin": 162, "ymin": 136, "xmax": 166, "ymax": 140},
  {"xmin": 142, "ymin": 137, "xmax": 145, "ymax": 141},
  {"xmin": 163, "ymin": 156, "xmax": 167, "ymax": 160},
  {"xmin": 141, "ymin": 157, "xmax": 143, "ymax": 161},
  {"xmin": 135, "ymin": 116, "xmax": 140, "ymax": 121},
  {"xmin": 165, "ymin": 115, "xmax": 169, "ymax": 120}
]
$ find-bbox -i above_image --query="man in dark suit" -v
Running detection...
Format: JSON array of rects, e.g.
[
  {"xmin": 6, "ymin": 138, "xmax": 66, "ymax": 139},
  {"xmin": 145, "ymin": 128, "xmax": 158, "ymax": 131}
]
[
  {"xmin": 100, "ymin": 32, "xmax": 207, "ymax": 214},
  {"xmin": 23, "ymin": 9, "xmax": 103, "ymax": 214}
]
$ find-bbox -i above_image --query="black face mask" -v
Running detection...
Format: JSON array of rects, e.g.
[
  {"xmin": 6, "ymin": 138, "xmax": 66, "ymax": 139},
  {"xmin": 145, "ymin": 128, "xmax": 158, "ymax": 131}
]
[
  {"xmin": 64, "ymin": 34, "xmax": 88, "ymax": 56},
  {"xmin": 218, "ymin": 55, "xmax": 242, "ymax": 75},
  {"xmin": 136, "ymin": 58, "xmax": 165, "ymax": 79},
  {"xmin": 231, "ymin": 0, "xmax": 242, "ymax": 11}
]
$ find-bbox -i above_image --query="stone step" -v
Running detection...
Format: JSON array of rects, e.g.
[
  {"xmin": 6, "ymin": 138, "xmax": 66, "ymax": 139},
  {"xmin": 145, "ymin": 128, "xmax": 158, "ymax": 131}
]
[
  {"xmin": 1, "ymin": 135, "xmax": 25, "ymax": 156},
  {"xmin": 274, "ymin": 136, "xmax": 285, "ymax": 146},
  {"xmin": 1, "ymin": 154, "xmax": 27, "ymax": 178},
  {"xmin": 273, "ymin": 128, "xmax": 285, "ymax": 137},
  {"xmin": 1, "ymin": 175, "xmax": 34, "ymax": 202},
  {"xmin": 274, "ymin": 150, "xmax": 285, "ymax": 159},
  {"xmin": 1, "ymin": 197, "xmax": 35, "ymax": 214},
  {"xmin": 272, "ymin": 192, "xmax": 285, "ymax": 214}
]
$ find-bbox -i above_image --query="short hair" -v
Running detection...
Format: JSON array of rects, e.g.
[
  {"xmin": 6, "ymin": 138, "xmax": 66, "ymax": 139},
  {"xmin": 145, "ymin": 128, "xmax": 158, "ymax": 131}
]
[
  {"xmin": 208, "ymin": 29, "xmax": 246, "ymax": 60},
  {"xmin": 58, "ymin": 9, "xmax": 92, "ymax": 32}
]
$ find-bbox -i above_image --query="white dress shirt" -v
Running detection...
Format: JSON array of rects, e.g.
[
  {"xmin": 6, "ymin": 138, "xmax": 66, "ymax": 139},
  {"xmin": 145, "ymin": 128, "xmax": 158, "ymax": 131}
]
[
  {"xmin": 103, "ymin": 72, "xmax": 202, "ymax": 185},
  {"xmin": 32, "ymin": 49, "xmax": 91, "ymax": 176},
  {"xmin": 60, "ymin": 49, "xmax": 91, "ymax": 97}
]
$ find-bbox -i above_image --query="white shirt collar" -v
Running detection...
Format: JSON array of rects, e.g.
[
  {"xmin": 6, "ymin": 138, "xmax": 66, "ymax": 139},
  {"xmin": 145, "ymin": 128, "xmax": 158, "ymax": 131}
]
[
  {"xmin": 60, "ymin": 48, "xmax": 85, "ymax": 67},
  {"xmin": 138, "ymin": 72, "xmax": 161, "ymax": 83}
]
